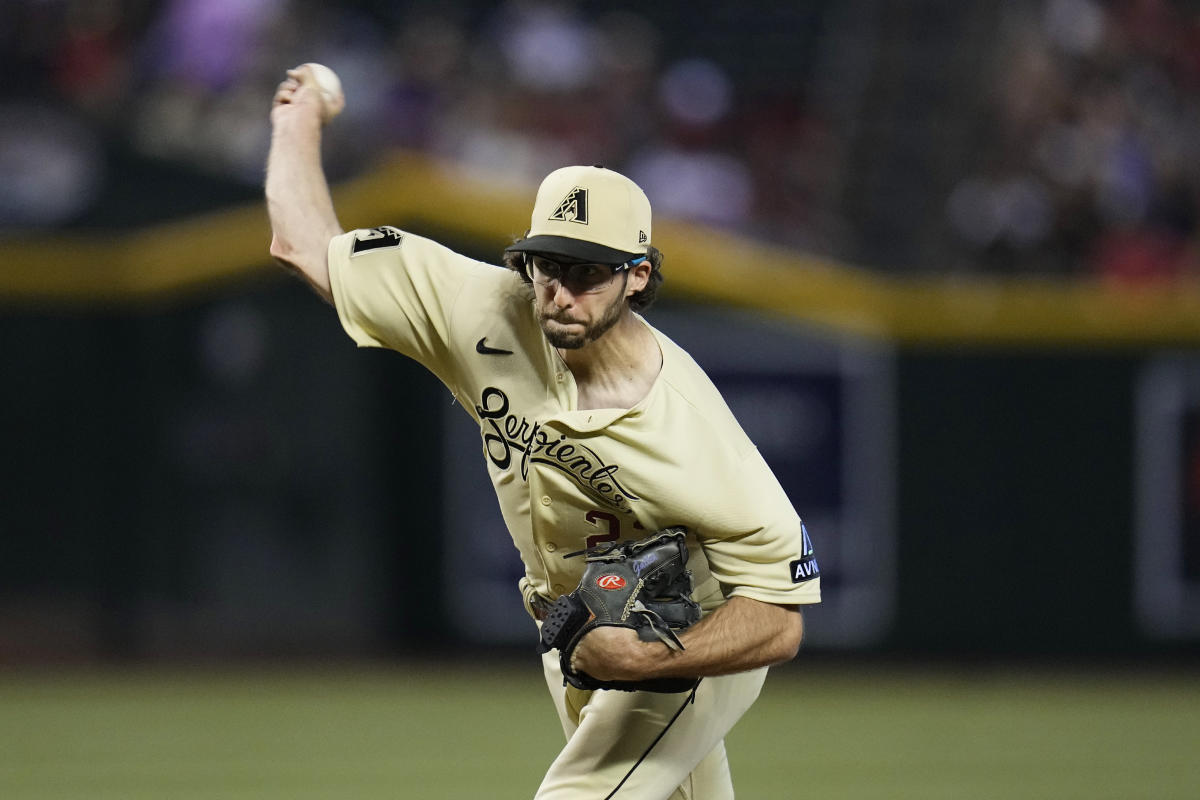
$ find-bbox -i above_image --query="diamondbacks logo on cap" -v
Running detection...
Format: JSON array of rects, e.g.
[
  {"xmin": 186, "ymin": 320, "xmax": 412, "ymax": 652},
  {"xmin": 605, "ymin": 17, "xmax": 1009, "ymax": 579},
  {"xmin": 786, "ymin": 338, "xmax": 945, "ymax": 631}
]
[{"xmin": 549, "ymin": 187, "xmax": 588, "ymax": 225}]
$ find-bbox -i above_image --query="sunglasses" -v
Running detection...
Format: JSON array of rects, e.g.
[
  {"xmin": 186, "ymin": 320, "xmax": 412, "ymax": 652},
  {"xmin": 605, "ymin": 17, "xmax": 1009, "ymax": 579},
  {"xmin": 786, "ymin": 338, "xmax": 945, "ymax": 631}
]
[{"xmin": 525, "ymin": 255, "xmax": 648, "ymax": 295}]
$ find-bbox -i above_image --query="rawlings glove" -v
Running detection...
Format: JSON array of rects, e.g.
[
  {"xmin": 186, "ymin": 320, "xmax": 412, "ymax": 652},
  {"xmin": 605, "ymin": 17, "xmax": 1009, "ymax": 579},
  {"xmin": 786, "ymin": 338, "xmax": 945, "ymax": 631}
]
[{"xmin": 537, "ymin": 527, "xmax": 701, "ymax": 693}]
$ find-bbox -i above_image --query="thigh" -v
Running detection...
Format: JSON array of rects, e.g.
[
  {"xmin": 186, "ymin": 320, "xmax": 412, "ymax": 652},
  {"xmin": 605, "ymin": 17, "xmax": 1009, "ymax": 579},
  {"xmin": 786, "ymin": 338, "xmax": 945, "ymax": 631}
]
[
  {"xmin": 541, "ymin": 647, "xmax": 597, "ymax": 741},
  {"xmin": 535, "ymin": 653, "xmax": 766, "ymax": 800},
  {"xmin": 666, "ymin": 740, "xmax": 733, "ymax": 800}
]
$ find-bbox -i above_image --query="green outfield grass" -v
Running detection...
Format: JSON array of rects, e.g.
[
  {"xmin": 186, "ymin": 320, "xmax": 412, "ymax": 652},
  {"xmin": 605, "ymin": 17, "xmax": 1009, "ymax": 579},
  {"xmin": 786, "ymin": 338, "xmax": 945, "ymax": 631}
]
[{"xmin": 1, "ymin": 660, "xmax": 1197, "ymax": 799}]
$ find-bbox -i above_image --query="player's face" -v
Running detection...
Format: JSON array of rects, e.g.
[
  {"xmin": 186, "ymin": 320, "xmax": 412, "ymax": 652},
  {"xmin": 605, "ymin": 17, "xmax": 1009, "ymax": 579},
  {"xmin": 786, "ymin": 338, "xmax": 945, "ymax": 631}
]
[{"xmin": 528, "ymin": 256, "xmax": 631, "ymax": 349}]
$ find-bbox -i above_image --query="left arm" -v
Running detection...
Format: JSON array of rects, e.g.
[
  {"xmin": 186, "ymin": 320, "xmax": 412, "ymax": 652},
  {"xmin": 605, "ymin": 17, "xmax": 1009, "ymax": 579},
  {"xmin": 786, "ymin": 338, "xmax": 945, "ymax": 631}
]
[{"xmin": 570, "ymin": 595, "xmax": 804, "ymax": 682}]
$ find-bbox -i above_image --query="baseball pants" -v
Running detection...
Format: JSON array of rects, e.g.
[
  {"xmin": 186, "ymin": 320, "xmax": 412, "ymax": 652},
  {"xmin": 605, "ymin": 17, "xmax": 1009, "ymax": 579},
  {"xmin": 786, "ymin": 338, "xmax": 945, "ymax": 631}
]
[{"xmin": 534, "ymin": 649, "xmax": 768, "ymax": 799}]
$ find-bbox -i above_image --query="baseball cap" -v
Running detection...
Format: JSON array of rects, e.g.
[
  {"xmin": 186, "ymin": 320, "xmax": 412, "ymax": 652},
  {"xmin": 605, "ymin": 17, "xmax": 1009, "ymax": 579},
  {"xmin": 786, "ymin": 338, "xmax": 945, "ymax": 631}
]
[{"xmin": 505, "ymin": 165, "xmax": 651, "ymax": 264}]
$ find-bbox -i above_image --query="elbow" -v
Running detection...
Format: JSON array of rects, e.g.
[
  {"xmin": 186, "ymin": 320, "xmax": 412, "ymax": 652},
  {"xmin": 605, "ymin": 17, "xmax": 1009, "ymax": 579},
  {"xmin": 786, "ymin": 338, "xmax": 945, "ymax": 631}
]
[
  {"xmin": 269, "ymin": 235, "xmax": 333, "ymax": 302},
  {"xmin": 270, "ymin": 234, "xmax": 300, "ymax": 269}
]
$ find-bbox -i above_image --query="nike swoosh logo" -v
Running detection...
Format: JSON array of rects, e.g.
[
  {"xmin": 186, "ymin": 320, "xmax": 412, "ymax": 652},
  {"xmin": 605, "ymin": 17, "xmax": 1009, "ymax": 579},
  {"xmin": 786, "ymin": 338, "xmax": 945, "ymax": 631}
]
[{"xmin": 476, "ymin": 337, "xmax": 513, "ymax": 355}]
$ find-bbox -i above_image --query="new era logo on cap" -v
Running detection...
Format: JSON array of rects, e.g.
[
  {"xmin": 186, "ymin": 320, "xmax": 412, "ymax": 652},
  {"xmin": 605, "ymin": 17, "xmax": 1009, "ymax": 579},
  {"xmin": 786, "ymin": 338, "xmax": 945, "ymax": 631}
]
[{"xmin": 504, "ymin": 165, "xmax": 652, "ymax": 265}]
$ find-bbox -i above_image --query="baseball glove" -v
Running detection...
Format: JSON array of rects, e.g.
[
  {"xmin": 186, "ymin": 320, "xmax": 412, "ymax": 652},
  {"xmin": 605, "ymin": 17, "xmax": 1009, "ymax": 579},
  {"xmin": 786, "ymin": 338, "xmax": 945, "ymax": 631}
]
[{"xmin": 537, "ymin": 527, "xmax": 701, "ymax": 693}]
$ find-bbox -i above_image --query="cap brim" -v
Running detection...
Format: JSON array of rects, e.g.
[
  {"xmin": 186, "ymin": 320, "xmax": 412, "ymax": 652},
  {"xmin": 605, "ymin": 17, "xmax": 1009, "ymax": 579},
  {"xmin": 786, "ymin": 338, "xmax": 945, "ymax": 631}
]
[{"xmin": 504, "ymin": 235, "xmax": 640, "ymax": 265}]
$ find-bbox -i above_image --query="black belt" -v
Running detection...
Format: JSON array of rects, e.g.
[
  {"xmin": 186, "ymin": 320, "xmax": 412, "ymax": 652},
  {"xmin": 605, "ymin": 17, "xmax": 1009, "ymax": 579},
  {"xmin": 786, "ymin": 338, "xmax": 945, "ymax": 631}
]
[{"xmin": 530, "ymin": 594, "xmax": 554, "ymax": 621}]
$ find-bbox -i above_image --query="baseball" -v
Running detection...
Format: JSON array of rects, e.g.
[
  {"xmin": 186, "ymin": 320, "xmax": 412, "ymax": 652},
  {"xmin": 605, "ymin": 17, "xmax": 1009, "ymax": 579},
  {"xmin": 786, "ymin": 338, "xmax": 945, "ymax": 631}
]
[{"xmin": 300, "ymin": 62, "xmax": 345, "ymax": 122}]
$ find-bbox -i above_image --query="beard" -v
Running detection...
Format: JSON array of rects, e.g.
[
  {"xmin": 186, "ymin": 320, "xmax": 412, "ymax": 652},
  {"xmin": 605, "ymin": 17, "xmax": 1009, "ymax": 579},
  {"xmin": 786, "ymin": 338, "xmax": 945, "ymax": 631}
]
[{"xmin": 537, "ymin": 289, "xmax": 628, "ymax": 349}]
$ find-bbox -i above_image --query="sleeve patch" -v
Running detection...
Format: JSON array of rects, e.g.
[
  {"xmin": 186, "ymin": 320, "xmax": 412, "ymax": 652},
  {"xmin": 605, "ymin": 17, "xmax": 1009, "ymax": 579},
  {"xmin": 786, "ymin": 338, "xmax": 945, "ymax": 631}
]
[
  {"xmin": 790, "ymin": 555, "xmax": 820, "ymax": 583},
  {"xmin": 351, "ymin": 226, "xmax": 404, "ymax": 256},
  {"xmin": 790, "ymin": 523, "xmax": 820, "ymax": 583}
]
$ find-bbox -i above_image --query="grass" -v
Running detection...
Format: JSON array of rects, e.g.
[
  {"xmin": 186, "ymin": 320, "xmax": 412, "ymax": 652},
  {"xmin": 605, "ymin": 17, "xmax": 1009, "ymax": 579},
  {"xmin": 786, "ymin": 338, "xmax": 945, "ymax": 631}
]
[
  {"xmin": 1, "ymin": 660, "xmax": 1197, "ymax": 799},
  {"xmin": 729, "ymin": 664, "xmax": 1200, "ymax": 799}
]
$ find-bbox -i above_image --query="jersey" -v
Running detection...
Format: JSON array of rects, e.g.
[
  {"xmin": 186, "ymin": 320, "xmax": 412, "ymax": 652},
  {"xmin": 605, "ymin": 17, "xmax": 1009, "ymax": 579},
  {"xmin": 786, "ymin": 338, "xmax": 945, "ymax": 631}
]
[{"xmin": 327, "ymin": 226, "xmax": 821, "ymax": 615}]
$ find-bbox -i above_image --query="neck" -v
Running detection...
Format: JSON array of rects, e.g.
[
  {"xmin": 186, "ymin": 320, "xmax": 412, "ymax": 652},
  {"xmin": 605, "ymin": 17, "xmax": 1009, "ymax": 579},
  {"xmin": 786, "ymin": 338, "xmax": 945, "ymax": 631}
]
[{"xmin": 559, "ymin": 311, "xmax": 662, "ymax": 410}]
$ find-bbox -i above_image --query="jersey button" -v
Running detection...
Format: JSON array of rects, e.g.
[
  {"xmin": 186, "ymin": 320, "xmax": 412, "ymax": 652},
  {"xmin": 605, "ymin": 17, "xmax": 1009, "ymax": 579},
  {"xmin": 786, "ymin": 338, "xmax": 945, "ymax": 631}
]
[
  {"xmin": 540, "ymin": 496, "xmax": 552, "ymax": 506},
  {"xmin": 545, "ymin": 542, "xmax": 557, "ymax": 553},
  {"xmin": 555, "ymin": 373, "xmax": 564, "ymax": 383}
]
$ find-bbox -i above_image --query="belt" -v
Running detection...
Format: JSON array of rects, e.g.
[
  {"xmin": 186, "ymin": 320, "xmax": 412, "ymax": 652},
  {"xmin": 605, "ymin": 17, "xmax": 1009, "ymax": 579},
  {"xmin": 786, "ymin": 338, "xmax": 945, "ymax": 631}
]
[{"xmin": 530, "ymin": 594, "xmax": 554, "ymax": 622}]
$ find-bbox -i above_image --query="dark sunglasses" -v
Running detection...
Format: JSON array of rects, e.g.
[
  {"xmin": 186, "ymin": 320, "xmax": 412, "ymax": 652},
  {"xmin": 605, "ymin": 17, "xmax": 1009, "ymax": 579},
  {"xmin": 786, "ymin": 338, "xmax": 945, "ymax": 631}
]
[{"xmin": 525, "ymin": 254, "xmax": 648, "ymax": 294}]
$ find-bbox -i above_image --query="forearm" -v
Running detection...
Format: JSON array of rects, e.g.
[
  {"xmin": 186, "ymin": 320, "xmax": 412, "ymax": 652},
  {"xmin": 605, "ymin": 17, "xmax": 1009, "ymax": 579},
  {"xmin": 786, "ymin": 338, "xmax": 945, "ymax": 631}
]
[
  {"xmin": 572, "ymin": 596, "xmax": 804, "ymax": 682},
  {"xmin": 265, "ymin": 101, "xmax": 342, "ymax": 301},
  {"xmin": 651, "ymin": 596, "xmax": 804, "ymax": 678}
]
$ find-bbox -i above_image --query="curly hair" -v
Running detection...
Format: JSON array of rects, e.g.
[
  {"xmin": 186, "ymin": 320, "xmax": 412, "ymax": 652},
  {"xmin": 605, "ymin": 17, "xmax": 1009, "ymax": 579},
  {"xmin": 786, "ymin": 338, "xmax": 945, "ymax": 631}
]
[{"xmin": 501, "ymin": 238, "xmax": 665, "ymax": 313}]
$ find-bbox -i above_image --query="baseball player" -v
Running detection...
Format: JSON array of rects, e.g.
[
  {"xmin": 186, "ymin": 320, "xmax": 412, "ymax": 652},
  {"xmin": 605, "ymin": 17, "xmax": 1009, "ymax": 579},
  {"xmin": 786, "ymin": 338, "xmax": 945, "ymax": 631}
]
[{"xmin": 266, "ymin": 65, "xmax": 821, "ymax": 799}]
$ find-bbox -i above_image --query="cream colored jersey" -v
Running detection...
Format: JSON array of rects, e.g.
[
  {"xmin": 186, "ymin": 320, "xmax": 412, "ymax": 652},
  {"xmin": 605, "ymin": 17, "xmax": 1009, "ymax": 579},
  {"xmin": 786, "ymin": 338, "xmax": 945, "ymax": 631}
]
[{"xmin": 328, "ymin": 227, "xmax": 820, "ymax": 614}]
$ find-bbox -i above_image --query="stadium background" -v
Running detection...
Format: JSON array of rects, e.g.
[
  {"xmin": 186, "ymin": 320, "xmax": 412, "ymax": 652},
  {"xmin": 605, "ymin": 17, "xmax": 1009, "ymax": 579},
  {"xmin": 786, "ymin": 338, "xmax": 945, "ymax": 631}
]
[{"xmin": 2, "ymin": 0, "xmax": 1199, "ymax": 796}]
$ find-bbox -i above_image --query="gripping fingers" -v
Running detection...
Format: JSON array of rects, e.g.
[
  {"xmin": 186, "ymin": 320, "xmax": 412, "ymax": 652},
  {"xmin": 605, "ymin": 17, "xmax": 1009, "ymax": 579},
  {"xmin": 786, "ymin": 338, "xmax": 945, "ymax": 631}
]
[
  {"xmin": 273, "ymin": 66, "xmax": 342, "ymax": 122},
  {"xmin": 274, "ymin": 66, "xmax": 318, "ymax": 107},
  {"xmin": 273, "ymin": 78, "xmax": 300, "ymax": 106}
]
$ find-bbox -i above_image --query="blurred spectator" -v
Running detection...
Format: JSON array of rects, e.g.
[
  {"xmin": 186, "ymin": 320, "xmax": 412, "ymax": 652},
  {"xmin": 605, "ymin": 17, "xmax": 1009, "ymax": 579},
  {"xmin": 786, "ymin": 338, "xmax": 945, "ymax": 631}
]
[
  {"xmin": 0, "ymin": 103, "xmax": 104, "ymax": 227},
  {"xmin": 628, "ymin": 58, "xmax": 753, "ymax": 228}
]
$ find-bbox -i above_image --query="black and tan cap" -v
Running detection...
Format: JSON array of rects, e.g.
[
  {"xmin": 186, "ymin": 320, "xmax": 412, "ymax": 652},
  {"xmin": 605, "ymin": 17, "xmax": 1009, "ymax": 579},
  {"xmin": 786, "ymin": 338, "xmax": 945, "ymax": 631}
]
[{"xmin": 505, "ymin": 165, "xmax": 652, "ymax": 264}]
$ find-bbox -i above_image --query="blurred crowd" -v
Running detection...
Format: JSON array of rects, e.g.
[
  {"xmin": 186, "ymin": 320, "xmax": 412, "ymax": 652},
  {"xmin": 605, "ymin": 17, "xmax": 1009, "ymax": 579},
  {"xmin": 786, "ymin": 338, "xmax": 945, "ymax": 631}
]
[
  {"xmin": 947, "ymin": 0, "xmax": 1200, "ymax": 280},
  {"xmin": 4, "ymin": 0, "xmax": 1200, "ymax": 280},
  {"xmin": 0, "ymin": 0, "xmax": 838, "ymax": 245}
]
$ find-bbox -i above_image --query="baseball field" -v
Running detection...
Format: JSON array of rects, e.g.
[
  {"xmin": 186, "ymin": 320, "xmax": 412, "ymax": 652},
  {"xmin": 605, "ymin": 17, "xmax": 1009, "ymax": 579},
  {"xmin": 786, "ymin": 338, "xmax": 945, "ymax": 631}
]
[{"xmin": 2, "ymin": 659, "xmax": 1197, "ymax": 799}]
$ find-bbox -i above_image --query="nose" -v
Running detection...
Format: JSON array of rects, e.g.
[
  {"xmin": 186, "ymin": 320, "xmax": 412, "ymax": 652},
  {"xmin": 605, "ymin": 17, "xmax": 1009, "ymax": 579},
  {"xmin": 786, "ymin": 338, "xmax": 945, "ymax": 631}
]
[{"xmin": 551, "ymin": 279, "xmax": 576, "ymax": 307}]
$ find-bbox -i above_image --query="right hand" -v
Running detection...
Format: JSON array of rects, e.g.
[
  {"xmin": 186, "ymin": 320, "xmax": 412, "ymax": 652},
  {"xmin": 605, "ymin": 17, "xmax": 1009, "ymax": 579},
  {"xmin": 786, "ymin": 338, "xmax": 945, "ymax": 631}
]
[{"xmin": 271, "ymin": 66, "xmax": 342, "ymax": 125}]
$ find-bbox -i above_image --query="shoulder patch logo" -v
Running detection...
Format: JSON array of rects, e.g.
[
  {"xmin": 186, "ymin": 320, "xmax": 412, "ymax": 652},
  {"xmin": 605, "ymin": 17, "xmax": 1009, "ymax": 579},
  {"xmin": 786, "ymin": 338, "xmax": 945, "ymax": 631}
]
[
  {"xmin": 351, "ymin": 226, "xmax": 404, "ymax": 257},
  {"xmin": 789, "ymin": 523, "xmax": 820, "ymax": 583},
  {"xmin": 549, "ymin": 187, "xmax": 588, "ymax": 225}
]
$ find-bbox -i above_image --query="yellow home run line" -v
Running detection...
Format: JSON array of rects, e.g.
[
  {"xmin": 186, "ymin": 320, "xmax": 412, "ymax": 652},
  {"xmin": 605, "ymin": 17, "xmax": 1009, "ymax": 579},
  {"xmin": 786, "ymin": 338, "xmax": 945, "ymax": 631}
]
[{"xmin": 4, "ymin": 151, "xmax": 1200, "ymax": 345}]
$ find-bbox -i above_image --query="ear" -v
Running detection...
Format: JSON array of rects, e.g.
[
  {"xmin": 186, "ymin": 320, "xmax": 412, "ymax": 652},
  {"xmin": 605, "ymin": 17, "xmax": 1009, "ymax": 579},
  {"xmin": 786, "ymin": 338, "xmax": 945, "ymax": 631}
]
[{"xmin": 625, "ymin": 258, "xmax": 652, "ymax": 296}]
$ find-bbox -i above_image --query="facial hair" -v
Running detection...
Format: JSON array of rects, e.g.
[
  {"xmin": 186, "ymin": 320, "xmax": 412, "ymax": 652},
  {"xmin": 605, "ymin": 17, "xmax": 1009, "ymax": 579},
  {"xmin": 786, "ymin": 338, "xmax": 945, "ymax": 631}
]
[{"xmin": 537, "ymin": 284, "xmax": 628, "ymax": 350}]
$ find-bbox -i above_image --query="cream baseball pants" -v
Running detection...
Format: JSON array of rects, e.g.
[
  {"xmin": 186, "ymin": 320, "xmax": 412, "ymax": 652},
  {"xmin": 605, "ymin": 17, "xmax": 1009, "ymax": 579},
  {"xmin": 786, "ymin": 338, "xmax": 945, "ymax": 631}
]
[{"xmin": 534, "ymin": 649, "xmax": 768, "ymax": 799}]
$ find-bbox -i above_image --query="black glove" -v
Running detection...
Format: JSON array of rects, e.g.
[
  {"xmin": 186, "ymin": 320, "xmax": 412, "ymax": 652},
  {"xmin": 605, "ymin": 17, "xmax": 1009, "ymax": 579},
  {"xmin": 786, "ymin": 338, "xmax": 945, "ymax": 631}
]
[{"xmin": 537, "ymin": 527, "xmax": 701, "ymax": 693}]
